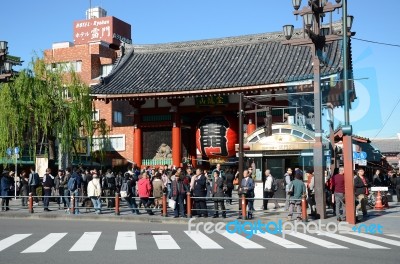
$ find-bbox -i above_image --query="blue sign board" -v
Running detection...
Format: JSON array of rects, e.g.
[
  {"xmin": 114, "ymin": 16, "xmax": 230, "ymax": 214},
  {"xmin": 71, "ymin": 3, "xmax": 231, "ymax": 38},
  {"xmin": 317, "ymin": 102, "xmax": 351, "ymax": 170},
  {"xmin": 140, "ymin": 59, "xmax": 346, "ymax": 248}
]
[
  {"xmin": 6, "ymin": 148, "xmax": 12, "ymax": 156},
  {"xmin": 14, "ymin": 147, "xmax": 19, "ymax": 154},
  {"xmin": 360, "ymin": 151, "xmax": 367, "ymax": 159}
]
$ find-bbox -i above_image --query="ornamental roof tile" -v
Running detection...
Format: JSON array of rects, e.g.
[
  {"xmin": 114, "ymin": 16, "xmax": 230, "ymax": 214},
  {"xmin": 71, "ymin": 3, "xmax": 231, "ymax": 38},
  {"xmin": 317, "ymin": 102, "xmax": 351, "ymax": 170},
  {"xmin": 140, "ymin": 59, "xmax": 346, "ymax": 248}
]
[{"xmin": 91, "ymin": 23, "xmax": 349, "ymax": 99}]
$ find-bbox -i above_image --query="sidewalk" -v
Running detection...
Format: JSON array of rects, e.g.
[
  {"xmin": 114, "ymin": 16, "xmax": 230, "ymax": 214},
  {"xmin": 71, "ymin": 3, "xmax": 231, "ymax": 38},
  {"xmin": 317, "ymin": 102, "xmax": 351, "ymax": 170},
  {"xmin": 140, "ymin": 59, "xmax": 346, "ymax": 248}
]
[{"xmin": 2, "ymin": 196, "xmax": 400, "ymax": 235}]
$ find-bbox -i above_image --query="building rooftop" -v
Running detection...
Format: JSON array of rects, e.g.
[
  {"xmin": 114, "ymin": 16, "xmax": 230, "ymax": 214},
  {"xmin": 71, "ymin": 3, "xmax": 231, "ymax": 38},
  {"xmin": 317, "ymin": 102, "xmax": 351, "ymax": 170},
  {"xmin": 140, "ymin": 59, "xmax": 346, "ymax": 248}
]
[{"xmin": 91, "ymin": 23, "xmax": 353, "ymax": 105}]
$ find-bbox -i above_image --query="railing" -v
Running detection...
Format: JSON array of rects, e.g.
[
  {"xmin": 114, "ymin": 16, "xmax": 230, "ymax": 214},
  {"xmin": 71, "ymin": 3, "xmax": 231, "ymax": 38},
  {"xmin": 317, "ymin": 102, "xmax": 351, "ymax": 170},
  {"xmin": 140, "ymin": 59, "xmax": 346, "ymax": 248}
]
[{"xmin": 0, "ymin": 193, "xmax": 306, "ymax": 221}]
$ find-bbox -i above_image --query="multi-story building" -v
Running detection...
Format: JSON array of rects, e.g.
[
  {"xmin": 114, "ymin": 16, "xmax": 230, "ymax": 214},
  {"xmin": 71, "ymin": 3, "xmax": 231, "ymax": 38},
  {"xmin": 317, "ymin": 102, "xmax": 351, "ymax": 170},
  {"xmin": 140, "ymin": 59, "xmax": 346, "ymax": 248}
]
[{"xmin": 44, "ymin": 7, "xmax": 134, "ymax": 168}]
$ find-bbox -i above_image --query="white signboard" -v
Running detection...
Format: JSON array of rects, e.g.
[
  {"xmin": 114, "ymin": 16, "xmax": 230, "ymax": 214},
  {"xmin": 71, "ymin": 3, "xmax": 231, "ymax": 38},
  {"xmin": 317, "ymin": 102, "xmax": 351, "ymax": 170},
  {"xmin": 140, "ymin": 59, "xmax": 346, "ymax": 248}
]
[{"xmin": 35, "ymin": 157, "xmax": 48, "ymax": 178}]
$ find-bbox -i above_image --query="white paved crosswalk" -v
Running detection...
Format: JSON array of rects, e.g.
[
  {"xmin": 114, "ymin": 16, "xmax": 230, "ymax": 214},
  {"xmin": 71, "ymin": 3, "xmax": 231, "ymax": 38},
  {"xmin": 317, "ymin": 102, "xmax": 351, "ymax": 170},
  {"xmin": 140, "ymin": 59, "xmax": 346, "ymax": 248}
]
[
  {"xmin": 0, "ymin": 230, "xmax": 399, "ymax": 253},
  {"xmin": 22, "ymin": 233, "xmax": 67, "ymax": 253},
  {"xmin": 115, "ymin": 232, "xmax": 137, "ymax": 250}
]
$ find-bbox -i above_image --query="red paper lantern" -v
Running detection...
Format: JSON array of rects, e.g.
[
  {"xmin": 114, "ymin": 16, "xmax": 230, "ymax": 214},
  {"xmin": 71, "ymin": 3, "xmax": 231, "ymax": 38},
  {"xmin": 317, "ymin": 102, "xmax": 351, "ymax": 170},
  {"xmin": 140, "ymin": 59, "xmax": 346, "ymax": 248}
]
[{"xmin": 196, "ymin": 115, "xmax": 238, "ymax": 158}]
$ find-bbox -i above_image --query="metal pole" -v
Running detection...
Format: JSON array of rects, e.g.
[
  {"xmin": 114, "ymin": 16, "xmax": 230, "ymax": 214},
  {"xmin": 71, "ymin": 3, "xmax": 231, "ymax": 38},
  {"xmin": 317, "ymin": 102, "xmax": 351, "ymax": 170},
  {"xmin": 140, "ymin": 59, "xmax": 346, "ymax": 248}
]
[
  {"xmin": 342, "ymin": 0, "xmax": 356, "ymax": 225},
  {"xmin": 312, "ymin": 47, "xmax": 326, "ymax": 219},
  {"xmin": 238, "ymin": 93, "xmax": 244, "ymax": 183},
  {"xmin": 342, "ymin": 0, "xmax": 350, "ymax": 125},
  {"xmin": 15, "ymin": 154, "xmax": 17, "ymax": 199}
]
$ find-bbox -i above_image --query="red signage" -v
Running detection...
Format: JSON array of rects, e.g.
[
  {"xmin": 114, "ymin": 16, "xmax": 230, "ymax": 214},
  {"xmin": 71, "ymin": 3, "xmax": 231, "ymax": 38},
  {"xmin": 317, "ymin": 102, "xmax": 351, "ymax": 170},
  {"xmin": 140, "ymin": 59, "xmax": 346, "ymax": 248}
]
[{"xmin": 73, "ymin": 16, "xmax": 131, "ymax": 46}]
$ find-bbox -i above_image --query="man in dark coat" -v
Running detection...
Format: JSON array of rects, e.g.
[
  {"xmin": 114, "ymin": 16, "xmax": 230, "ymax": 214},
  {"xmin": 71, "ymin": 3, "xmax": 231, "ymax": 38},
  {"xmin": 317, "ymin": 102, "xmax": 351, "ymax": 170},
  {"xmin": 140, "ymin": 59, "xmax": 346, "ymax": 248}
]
[
  {"xmin": 1, "ymin": 171, "xmax": 12, "ymax": 211},
  {"xmin": 224, "ymin": 168, "xmax": 235, "ymax": 204},
  {"xmin": 193, "ymin": 168, "xmax": 208, "ymax": 217},
  {"xmin": 212, "ymin": 170, "xmax": 226, "ymax": 218}
]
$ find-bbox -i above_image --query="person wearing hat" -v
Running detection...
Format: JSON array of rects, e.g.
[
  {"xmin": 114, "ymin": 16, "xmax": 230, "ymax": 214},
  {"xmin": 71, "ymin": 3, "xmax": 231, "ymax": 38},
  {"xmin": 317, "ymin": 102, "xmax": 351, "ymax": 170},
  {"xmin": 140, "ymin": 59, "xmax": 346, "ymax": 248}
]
[{"xmin": 1, "ymin": 171, "xmax": 13, "ymax": 211}]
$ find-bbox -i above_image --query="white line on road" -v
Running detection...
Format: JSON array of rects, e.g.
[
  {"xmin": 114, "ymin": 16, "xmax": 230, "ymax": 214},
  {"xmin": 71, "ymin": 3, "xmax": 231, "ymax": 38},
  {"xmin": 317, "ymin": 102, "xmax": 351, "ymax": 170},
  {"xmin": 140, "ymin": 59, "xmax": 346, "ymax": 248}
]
[
  {"xmin": 347, "ymin": 232, "xmax": 400, "ymax": 247},
  {"xmin": 22, "ymin": 233, "xmax": 67, "ymax": 253},
  {"xmin": 287, "ymin": 232, "xmax": 347, "ymax": 249},
  {"xmin": 318, "ymin": 232, "xmax": 389, "ymax": 249},
  {"xmin": 255, "ymin": 232, "xmax": 306, "ymax": 249},
  {"xmin": 115, "ymin": 232, "xmax": 137, "ymax": 250},
  {"xmin": 69, "ymin": 232, "xmax": 101, "ymax": 252},
  {"xmin": 151, "ymin": 231, "xmax": 169, "ymax": 234},
  {"xmin": 153, "ymin": 234, "xmax": 180, "ymax": 249},
  {"xmin": 219, "ymin": 231, "xmax": 264, "ymax": 249},
  {"xmin": 0, "ymin": 234, "xmax": 32, "ymax": 252},
  {"xmin": 184, "ymin": 231, "xmax": 223, "ymax": 249},
  {"xmin": 387, "ymin": 234, "xmax": 400, "ymax": 239}
]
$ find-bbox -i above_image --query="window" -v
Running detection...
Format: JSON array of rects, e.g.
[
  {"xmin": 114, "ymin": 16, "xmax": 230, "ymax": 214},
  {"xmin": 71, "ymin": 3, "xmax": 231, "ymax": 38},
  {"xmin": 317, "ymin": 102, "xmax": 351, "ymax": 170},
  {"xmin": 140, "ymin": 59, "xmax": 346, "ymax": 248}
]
[
  {"xmin": 101, "ymin": 64, "xmax": 113, "ymax": 77},
  {"xmin": 92, "ymin": 135, "xmax": 125, "ymax": 151},
  {"xmin": 49, "ymin": 61, "xmax": 82, "ymax": 72},
  {"xmin": 113, "ymin": 111, "xmax": 122, "ymax": 124},
  {"xmin": 93, "ymin": 109, "xmax": 100, "ymax": 121}
]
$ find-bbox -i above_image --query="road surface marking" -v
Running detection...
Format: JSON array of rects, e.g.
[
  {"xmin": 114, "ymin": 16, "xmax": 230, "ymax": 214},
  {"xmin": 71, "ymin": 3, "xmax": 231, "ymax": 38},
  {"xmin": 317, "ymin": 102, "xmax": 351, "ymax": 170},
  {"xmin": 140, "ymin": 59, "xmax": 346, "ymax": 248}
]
[
  {"xmin": 151, "ymin": 231, "xmax": 168, "ymax": 234},
  {"xmin": 219, "ymin": 231, "xmax": 264, "ymax": 249},
  {"xmin": 69, "ymin": 232, "xmax": 101, "ymax": 252},
  {"xmin": 287, "ymin": 232, "xmax": 347, "ymax": 249},
  {"xmin": 153, "ymin": 234, "xmax": 180, "ymax": 249},
  {"xmin": 0, "ymin": 234, "xmax": 31, "ymax": 252},
  {"xmin": 318, "ymin": 232, "xmax": 389, "ymax": 249},
  {"xmin": 387, "ymin": 234, "xmax": 400, "ymax": 239},
  {"xmin": 22, "ymin": 233, "xmax": 67, "ymax": 253},
  {"xmin": 115, "ymin": 232, "xmax": 137, "ymax": 250},
  {"xmin": 184, "ymin": 231, "xmax": 223, "ymax": 249},
  {"xmin": 347, "ymin": 232, "xmax": 400, "ymax": 247},
  {"xmin": 255, "ymin": 233, "xmax": 306, "ymax": 248}
]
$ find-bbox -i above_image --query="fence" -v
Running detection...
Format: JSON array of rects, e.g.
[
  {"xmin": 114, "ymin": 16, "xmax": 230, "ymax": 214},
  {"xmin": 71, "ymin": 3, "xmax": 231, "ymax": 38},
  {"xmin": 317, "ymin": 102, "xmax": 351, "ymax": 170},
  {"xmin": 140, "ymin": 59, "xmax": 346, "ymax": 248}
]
[{"xmin": 0, "ymin": 193, "xmax": 306, "ymax": 221}]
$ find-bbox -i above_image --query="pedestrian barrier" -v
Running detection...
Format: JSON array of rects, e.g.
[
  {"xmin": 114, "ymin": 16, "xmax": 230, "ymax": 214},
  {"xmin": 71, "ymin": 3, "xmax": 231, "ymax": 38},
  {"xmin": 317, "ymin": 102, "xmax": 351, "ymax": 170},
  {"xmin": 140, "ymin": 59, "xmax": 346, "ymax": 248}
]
[{"xmin": 2, "ymin": 194, "xmax": 306, "ymax": 219}]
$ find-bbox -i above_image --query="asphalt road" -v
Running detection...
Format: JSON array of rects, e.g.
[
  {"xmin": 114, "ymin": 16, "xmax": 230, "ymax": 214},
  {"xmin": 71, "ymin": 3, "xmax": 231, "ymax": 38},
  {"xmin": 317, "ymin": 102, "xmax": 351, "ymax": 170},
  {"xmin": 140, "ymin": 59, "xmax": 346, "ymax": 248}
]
[{"xmin": 0, "ymin": 218, "xmax": 399, "ymax": 264}]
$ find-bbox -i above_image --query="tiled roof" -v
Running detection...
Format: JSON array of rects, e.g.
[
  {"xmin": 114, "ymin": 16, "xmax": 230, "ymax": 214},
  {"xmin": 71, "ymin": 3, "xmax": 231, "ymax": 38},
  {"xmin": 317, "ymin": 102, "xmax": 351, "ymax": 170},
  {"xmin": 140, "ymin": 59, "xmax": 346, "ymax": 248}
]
[
  {"xmin": 371, "ymin": 138, "xmax": 400, "ymax": 154},
  {"xmin": 91, "ymin": 24, "xmax": 347, "ymax": 98}
]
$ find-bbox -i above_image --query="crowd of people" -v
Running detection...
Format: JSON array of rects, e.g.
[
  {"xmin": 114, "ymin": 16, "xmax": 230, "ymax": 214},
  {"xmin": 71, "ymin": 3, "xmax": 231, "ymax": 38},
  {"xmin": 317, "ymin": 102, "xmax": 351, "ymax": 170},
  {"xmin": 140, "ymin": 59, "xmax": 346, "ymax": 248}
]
[{"xmin": 1, "ymin": 163, "xmax": 399, "ymax": 222}]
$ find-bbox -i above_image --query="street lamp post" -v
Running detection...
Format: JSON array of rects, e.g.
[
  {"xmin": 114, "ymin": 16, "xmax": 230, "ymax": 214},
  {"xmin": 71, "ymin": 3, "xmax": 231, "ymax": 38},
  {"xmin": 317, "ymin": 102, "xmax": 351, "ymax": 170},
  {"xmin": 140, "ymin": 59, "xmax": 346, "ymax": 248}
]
[{"xmin": 283, "ymin": 0, "xmax": 354, "ymax": 220}]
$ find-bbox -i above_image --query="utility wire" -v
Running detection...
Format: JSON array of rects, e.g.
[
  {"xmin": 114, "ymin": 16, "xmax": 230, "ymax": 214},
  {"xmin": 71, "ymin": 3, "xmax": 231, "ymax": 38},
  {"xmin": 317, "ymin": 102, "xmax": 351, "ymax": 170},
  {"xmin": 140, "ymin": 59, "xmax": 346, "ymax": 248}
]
[
  {"xmin": 352, "ymin": 37, "xmax": 400, "ymax": 48},
  {"xmin": 373, "ymin": 96, "xmax": 400, "ymax": 139}
]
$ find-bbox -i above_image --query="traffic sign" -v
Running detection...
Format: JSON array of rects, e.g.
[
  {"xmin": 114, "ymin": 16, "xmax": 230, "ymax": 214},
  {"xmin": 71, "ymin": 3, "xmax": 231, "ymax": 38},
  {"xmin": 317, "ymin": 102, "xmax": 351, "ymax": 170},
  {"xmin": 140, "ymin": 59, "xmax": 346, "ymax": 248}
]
[
  {"xmin": 360, "ymin": 151, "xmax": 367, "ymax": 159},
  {"xmin": 6, "ymin": 148, "xmax": 12, "ymax": 156}
]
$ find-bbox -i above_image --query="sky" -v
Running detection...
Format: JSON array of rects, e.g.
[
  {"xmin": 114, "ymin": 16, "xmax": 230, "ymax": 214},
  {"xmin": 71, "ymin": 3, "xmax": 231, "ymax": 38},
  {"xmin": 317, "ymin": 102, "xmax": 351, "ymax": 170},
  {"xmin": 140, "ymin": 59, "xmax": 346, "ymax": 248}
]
[{"xmin": 1, "ymin": 0, "xmax": 399, "ymax": 140}]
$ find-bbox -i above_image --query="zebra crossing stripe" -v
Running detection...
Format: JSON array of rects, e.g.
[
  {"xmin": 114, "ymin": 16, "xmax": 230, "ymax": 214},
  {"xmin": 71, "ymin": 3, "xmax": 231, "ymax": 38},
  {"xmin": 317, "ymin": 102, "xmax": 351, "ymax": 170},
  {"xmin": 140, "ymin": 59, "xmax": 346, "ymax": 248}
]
[
  {"xmin": 287, "ymin": 232, "xmax": 347, "ymax": 249},
  {"xmin": 69, "ymin": 232, "xmax": 101, "ymax": 252},
  {"xmin": 153, "ymin": 234, "xmax": 180, "ymax": 249},
  {"xmin": 0, "ymin": 234, "xmax": 31, "ymax": 252},
  {"xmin": 115, "ymin": 232, "xmax": 137, "ymax": 250},
  {"xmin": 255, "ymin": 232, "xmax": 306, "ymax": 249},
  {"xmin": 219, "ymin": 231, "xmax": 264, "ymax": 249},
  {"xmin": 347, "ymin": 232, "xmax": 400, "ymax": 247},
  {"xmin": 318, "ymin": 232, "xmax": 389, "ymax": 249},
  {"xmin": 22, "ymin": 233, "xmax": 67, "ymax": 253},
  {"xmin": 184, "ymin": 231, "xmax": 223, "ymax": 249},
  {"xmin": 387, "ymin": 234, "xmax": 400, "ymax": 239}
]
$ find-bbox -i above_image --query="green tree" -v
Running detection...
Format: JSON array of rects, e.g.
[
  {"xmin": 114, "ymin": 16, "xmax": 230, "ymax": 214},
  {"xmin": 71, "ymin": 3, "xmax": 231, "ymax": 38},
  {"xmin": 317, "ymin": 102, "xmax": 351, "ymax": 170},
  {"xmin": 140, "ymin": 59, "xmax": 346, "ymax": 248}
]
[{"xmin": 0, "ymin": 57, "xmax": 94, "ymax": 167}]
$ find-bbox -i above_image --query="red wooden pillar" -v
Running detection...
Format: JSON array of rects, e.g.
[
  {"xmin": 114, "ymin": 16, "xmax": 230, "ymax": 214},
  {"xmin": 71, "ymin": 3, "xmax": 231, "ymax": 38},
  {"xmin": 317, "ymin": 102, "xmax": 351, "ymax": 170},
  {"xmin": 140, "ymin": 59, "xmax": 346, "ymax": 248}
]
[
  {"xmin": 172, "ymin": 114, "xmax": 181, "ymax": 167},
  {"xmin": 133, "ymin": 125, "xmax": 142, "ymax": 168},
  {"xmin": 343, "ymin": 134, "xmax": 356, "ymax": 224}
]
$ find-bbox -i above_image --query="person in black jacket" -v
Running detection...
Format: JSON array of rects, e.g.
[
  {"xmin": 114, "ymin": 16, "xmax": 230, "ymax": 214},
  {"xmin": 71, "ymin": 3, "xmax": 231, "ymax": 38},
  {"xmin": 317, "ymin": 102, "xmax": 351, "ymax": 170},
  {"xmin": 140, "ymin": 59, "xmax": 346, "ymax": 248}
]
[
  {"xmin": 224, "ymin": 168, "xmax": 235, "ymax": 205},
  {"xmin": 354, "ymin": 168, "xmax": 369, "ymax": 217},
  {"xmin": 212, "ymin": 170, "xmax": 226, "ymax": 218},
  {"xmin": 193, "ymin": 168, "xmax": 208, "ymax": 217},
  {"xmin": 42, "ymin": 168, "xmax": 54, "ymax": 212}
]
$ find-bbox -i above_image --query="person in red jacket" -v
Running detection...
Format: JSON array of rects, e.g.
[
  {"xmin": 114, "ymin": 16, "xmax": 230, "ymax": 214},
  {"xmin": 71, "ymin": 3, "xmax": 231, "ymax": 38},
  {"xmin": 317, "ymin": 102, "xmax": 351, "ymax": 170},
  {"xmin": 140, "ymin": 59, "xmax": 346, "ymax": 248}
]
[
  {"xmin": 331, "ymin": 167, "xmax": 346, "ymax": 221},
  {"xmin": 137, "ymin": 172, "xmax": 154, "ymax": 215}
]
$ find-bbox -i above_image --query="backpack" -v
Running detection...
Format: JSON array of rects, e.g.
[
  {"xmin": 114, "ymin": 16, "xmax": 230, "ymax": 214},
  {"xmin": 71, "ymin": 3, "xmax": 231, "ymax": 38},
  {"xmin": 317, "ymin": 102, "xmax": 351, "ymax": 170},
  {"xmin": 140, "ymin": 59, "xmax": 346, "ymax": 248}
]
[
  {"xmin": 67, "ymin": 176, "xmax": 77, "ymax": 192},
  {"xmin": 120, "ymin": 180, "xmax": 130, "ymax": 198},
  {"xmin": 271, "ymin": 177, "xmax": 278, "ymax": 192},
  {"xmin": 106, "ymin": 176, "xmax": 116, "ymax": 189}
]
